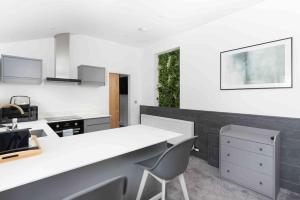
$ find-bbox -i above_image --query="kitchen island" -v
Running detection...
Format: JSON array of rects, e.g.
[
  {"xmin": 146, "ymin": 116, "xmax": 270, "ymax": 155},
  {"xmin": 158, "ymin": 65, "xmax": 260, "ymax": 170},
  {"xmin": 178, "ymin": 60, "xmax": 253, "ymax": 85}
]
[{"xmin": 0, "ymin": 121, "xmax": 181, "ymax": 200}]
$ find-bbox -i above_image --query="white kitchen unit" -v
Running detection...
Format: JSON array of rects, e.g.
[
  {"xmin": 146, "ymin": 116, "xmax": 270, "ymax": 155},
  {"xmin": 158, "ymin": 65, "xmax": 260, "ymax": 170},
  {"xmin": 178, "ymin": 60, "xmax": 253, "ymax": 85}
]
[{"xmin": 220, "ymin": 125, "xmax": 280, "ymax": 200}]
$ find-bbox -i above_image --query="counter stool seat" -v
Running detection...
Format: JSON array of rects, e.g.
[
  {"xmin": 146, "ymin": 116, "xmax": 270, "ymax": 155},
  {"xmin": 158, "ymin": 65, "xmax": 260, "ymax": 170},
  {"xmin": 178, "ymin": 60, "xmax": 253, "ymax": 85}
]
[{"xmin": 135, "ymin": 136, "xmax": 197, "ymax": 200}]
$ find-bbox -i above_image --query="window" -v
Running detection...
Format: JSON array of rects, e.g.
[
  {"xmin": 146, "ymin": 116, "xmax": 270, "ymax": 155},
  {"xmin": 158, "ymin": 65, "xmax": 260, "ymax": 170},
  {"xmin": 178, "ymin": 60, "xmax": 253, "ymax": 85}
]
[{"xmin": 157, "ymin": 49, "xmax": 180, "ymax": 108}]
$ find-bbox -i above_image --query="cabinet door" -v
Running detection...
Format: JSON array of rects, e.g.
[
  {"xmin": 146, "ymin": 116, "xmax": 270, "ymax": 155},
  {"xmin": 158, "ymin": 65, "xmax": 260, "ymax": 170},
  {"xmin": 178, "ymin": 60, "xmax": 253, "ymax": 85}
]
[
  {"xmin": 78, "ymin": 65, "xmax": 105, "ymax": 85},
  {"xmin": 85, "ymin": 117, "xmax": 110, "ymax": 126},
  {"xmin": 221, "ymin": 136, "xmax": 274, "ymax": 157},
  {"xmin": 221, "ymin": 145, "xmax": 273, "ymax": 176},
  {"xmin": 221, "ymin": 161, "xmax": 273, "ymax": 197},
  {"xmin": 2, "ymin": 55, "xmax": 42, "ymax": 82},
  {"xmin": 84, "ymin": 117, "xmax": 111, "ymax": 133},
  {"xmin": 85, "ymin": 124, "xmax": 110, "ymax": 133}
]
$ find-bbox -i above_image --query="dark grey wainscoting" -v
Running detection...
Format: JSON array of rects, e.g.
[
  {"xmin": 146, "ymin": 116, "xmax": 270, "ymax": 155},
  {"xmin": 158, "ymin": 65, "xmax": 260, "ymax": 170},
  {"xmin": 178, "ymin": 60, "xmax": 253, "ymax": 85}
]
[{"xmin": 140, "ymin": 105, "xmax": 300, "ymax": 194}]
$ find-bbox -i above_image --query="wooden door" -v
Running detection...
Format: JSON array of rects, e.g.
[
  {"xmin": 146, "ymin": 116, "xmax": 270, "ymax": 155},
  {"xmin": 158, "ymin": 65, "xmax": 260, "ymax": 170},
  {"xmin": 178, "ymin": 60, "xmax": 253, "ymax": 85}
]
[{"xmin": 109, "ymin": 73, "xmax": 120, "ymax": 128}]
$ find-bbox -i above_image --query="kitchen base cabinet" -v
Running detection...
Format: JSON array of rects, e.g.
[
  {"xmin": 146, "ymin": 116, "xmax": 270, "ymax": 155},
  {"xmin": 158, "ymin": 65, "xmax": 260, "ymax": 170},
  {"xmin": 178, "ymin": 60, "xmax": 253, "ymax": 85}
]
[
  {"xmin": 220, "ymin": 125, "xmax": 280, "ymax": 200},
  {"xmin": 84, "ymin": 117, "xmax": 110, "ymax": 133}
]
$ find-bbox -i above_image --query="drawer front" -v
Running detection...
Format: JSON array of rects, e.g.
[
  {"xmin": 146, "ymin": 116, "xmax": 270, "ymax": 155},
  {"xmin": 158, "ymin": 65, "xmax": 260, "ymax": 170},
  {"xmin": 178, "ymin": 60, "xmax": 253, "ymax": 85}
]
[
  {"xmin": 221, "ymin": 161, "xmax": 273, "ymax": 197},
  {"xmin": 85, "ymin": 124, "xmax": 110, "ymax": 133},
  {"xmin": 221, "ymin": 135, "xmax": 273, "ymax": 157},
  {"xmin": 221, "ymin": 145, "xmax": 273, "ymax": 176},
  {"xmin": 84, "ymin": 117, "xmax": 110, "ymax": 126}
]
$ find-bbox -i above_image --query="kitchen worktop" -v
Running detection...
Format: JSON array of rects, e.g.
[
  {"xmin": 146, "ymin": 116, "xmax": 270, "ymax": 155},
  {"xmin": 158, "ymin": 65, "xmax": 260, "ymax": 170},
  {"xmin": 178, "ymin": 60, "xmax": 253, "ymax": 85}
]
[
  {"xmin": 39, "ymin": 113, "xmax": 110, "ymax": 122},
  {"xmin": 0, "ymin": 120, "xmax": 181, "ymax": 192},
  {"xmin": 42, "ymin": 114, "xmax": 111, "ymax": 123},
  {"xmin": 77, "ymin": 113, "xmax": 111, "ymax": 119}
]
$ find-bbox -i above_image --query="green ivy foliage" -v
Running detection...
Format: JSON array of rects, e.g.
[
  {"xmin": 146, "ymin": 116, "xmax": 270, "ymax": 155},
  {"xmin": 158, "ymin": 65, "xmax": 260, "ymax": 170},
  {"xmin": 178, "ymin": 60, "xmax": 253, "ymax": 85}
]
[{"xmin": 157, "ymin": 49, "xmax": 180, "ymax": 108}]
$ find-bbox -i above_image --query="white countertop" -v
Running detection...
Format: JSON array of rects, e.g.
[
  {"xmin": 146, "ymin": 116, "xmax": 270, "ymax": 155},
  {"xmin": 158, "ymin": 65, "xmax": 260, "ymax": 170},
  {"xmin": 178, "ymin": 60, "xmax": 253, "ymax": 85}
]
[
  {"xmin": 39, "ymin": 113, "xmax": 111, "ymax": 122},
  {"xmin": 77, "ymin": 113, "xmax": 110, "ymax": 119},
  {"xmin": 0, "ymin": 121, "xmax": 181, "ymax": 192}
]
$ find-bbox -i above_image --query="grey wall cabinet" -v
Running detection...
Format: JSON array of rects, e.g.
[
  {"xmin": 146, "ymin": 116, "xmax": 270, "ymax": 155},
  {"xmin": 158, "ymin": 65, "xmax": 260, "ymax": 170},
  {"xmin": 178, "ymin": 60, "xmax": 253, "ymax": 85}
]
[
  {"xmin": 78, "ymin": 65, "xmax": 105, "ymax": 86},
  {"xmin": 220, "ymin": 125, "xmax": 280, "ymax": 200},
  {"xmin": 0, "ymin": 55, "xmax": 42, "ymax": 84},
  {"xmin": 84, "ymin": 117, "xmax": 110, "ymax": 133}
]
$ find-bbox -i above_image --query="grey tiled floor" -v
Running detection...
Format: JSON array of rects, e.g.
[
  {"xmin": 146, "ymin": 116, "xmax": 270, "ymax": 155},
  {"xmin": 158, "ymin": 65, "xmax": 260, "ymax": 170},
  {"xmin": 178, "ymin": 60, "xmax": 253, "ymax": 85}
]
[{"xmin": 166, "ymin": 156, "xmax": 300, "ymax": 200}]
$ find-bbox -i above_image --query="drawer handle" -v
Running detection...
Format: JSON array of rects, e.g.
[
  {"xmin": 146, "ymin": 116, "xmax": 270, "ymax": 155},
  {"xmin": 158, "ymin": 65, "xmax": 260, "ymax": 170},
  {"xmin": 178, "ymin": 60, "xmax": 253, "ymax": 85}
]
[
  {"xmin": 227, "ymin": 153, "xmax": 230, "ymax": 157},
  {"xmin": 259, "ymin": 148, "xmax": 263, "ymax": 151},
  {"xmin": 226, "ymin": 170, "xmax": 230, "ymax": 173},
  {"xmin": 259, "ymin": 163, "xmax": 263, "ymax": 167},
  {"xmin": 227, "ymin": 141, "xmax": 231, "ymax": 144},
  {"xmin": 259, "ymin": 181, "xmax": 263, "ymax": 185}
]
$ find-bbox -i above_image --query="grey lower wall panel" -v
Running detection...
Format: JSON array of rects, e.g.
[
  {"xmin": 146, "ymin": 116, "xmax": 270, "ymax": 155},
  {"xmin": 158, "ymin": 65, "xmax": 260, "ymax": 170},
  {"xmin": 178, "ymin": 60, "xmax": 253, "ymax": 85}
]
[
  {"xmin": 0, "ymin": 143, "xmax": 167, "ymax": 200},
  {"xmin": 140, "ymin": 105, "xmax": 300, "ymax": 194}
]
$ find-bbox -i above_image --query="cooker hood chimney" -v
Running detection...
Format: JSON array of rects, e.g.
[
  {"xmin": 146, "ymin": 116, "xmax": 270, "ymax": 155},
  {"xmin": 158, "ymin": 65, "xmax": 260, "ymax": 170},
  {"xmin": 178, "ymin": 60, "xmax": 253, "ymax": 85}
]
[{"xmin": 46, "ymin": 33, "xmax": 81, "ymax": 83}]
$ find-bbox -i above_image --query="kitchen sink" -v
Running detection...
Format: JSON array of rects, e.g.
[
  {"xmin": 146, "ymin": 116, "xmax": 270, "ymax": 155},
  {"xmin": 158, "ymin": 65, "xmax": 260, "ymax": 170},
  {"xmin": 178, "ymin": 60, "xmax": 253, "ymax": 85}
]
[
  {"xmin": 0, "ymin": 126, "xmax": 47, "ymax": 138},
  {"xmin": 30, "ymin": 129, "xmax": 47, "ymax": 138}
]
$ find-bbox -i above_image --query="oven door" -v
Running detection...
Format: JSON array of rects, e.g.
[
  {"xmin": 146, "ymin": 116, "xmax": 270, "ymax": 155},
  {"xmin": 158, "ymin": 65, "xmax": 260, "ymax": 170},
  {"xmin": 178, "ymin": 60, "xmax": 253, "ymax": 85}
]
[{"xmin": 48, "ymin": 120, "xmax": 84, "ymax": 137}]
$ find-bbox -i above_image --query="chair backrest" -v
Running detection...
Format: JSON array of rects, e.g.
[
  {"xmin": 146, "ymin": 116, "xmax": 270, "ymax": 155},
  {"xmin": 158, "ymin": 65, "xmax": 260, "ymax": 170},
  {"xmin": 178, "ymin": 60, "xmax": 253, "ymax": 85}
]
[
  {"xmin": 150, "ymin": 136, "xmax": 197, "ymax": 180},
  {"xmin": 63, "ymin": 176, "xmax": 127, "ymax": 200}
]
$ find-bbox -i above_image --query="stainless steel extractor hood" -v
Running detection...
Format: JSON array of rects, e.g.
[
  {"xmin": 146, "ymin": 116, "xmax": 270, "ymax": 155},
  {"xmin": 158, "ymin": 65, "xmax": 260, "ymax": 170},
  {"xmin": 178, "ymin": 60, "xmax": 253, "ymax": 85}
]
[{"xmin": 46, "ymin": 33, "xmax": 81, "ymax": 83}]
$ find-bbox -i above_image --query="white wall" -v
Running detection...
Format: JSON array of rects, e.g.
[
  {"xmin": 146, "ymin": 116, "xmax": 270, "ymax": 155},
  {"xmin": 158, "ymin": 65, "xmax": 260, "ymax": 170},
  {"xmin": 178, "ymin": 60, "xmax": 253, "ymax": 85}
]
[
  {"xmin": 140, "ymin": 0, "xmax": 300, "ymax": 118},
  {"xmin": 0, "ymin": 35, "xmax": 142, "ymax": 124}
]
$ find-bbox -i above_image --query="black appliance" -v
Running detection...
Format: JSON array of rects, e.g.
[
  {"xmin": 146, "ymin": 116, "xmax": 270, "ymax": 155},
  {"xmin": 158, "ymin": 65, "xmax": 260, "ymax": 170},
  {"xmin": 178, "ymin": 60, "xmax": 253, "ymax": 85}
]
[
  {"xmin": 0, "ymin": 106, "xmax": 38, "ymax": 124},
  {"xmin": 47, "ymin": 117, "xmax": 84, "ymax": 137}
]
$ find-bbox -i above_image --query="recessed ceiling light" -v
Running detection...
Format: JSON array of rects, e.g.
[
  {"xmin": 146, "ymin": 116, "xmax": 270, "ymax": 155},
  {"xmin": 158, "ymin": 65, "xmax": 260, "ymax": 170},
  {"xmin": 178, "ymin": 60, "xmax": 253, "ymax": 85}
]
[{"xmin": 137, "ymin": 27, "xmax": 148, "ymax": 32}]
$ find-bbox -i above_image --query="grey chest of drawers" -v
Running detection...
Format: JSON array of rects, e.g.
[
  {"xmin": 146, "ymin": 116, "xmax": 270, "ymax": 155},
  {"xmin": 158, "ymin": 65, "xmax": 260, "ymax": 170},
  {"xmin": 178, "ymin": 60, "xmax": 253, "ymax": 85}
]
[{"xmin": 220, "ymin": 125, "xmax": 280, "ymax": 200}]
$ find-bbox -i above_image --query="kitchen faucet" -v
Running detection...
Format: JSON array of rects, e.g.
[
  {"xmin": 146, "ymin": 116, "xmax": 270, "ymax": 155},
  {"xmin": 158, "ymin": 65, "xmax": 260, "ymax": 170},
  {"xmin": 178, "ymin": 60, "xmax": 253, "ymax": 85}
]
[
  {"xmin": 0, "ymin": 104, "xmax": 25, "ymax": 130},
  {"xmin": 0, "ymin": 104, "xmax": 25, "ymax": 115}
]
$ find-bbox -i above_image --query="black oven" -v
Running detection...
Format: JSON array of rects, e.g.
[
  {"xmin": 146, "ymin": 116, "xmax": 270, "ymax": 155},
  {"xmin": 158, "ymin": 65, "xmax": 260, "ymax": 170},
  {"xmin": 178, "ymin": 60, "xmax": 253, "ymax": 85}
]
[{"xmin": 47, "ymin": 119, "xmax": 84, "ymax": 137}]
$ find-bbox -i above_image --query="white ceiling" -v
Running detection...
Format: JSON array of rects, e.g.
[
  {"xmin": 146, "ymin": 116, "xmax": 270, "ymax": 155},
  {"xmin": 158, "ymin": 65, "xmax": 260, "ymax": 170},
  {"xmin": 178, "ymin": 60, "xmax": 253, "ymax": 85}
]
[{"xmin": 0, "ymin": 0, "xmax": 263, "ymax": 47}]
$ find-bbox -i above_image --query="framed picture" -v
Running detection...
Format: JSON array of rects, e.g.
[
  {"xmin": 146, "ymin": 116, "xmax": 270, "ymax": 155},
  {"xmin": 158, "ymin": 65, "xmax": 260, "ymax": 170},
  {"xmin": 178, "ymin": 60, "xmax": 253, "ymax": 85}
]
[{"xmin": 220, "ymin": 37, "xmax": 293, "ymax": 90}]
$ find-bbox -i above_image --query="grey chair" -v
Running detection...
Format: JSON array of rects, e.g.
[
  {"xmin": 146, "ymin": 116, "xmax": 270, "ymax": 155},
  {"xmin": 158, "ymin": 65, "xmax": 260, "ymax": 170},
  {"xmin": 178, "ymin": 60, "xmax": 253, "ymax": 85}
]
[
  {"xmin": 136, "ymin": 136, "xmax": 197, "ymax": 200},
  {"xmin": 63, "ymin": 176, "xmax": 127, "ymax": 200}
]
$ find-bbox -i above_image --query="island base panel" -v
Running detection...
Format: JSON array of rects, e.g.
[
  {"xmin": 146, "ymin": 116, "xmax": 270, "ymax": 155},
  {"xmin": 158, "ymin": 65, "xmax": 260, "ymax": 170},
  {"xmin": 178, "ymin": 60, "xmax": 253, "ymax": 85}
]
[{"xmin": 0, "ymin": 142, "xmax": 167, "ymax": 200}]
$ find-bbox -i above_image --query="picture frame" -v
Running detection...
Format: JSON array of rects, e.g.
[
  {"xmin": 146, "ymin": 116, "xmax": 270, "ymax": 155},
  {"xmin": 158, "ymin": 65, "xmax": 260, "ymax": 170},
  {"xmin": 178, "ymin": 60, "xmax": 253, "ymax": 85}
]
[{"xmin": 220, "ymin": 37, "xmax": 293, "ymax": 90}]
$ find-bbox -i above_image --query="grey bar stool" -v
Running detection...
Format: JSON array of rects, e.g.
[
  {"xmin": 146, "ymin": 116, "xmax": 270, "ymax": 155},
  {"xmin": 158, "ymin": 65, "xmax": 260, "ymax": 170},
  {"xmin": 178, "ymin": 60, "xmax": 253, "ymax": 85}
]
[
  {"xmin": 136, "ymin": 136, "xmax": 197, "ymax": 200},
  {"xmin": 63, "ymin": 176, "xmax": 127, "ymax": 200}
]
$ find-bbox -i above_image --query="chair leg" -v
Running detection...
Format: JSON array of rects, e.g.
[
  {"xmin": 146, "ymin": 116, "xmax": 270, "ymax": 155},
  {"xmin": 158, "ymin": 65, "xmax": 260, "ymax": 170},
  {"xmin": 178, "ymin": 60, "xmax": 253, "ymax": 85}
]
[
  {"xmin": 149, "ymin": 193, "xmax": 162, "ymax": 200},
  {"xmin": 136, "ymin": 170, "xmax": 149, "ymax": 200},
  {"xmin": 179, "ymin": 174, "xmax": 189, "ymax": 200},
  {"xmin": 161, "ymin": 180, "xmax": 166, "ymax": 200}
]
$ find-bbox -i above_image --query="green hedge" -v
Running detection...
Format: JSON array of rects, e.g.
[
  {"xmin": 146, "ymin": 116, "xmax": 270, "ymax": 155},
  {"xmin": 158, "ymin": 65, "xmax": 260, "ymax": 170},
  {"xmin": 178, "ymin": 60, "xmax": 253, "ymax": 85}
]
[{"xmin": 157, "ymin": 49, "xmax": 180, "ymax": 108}]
